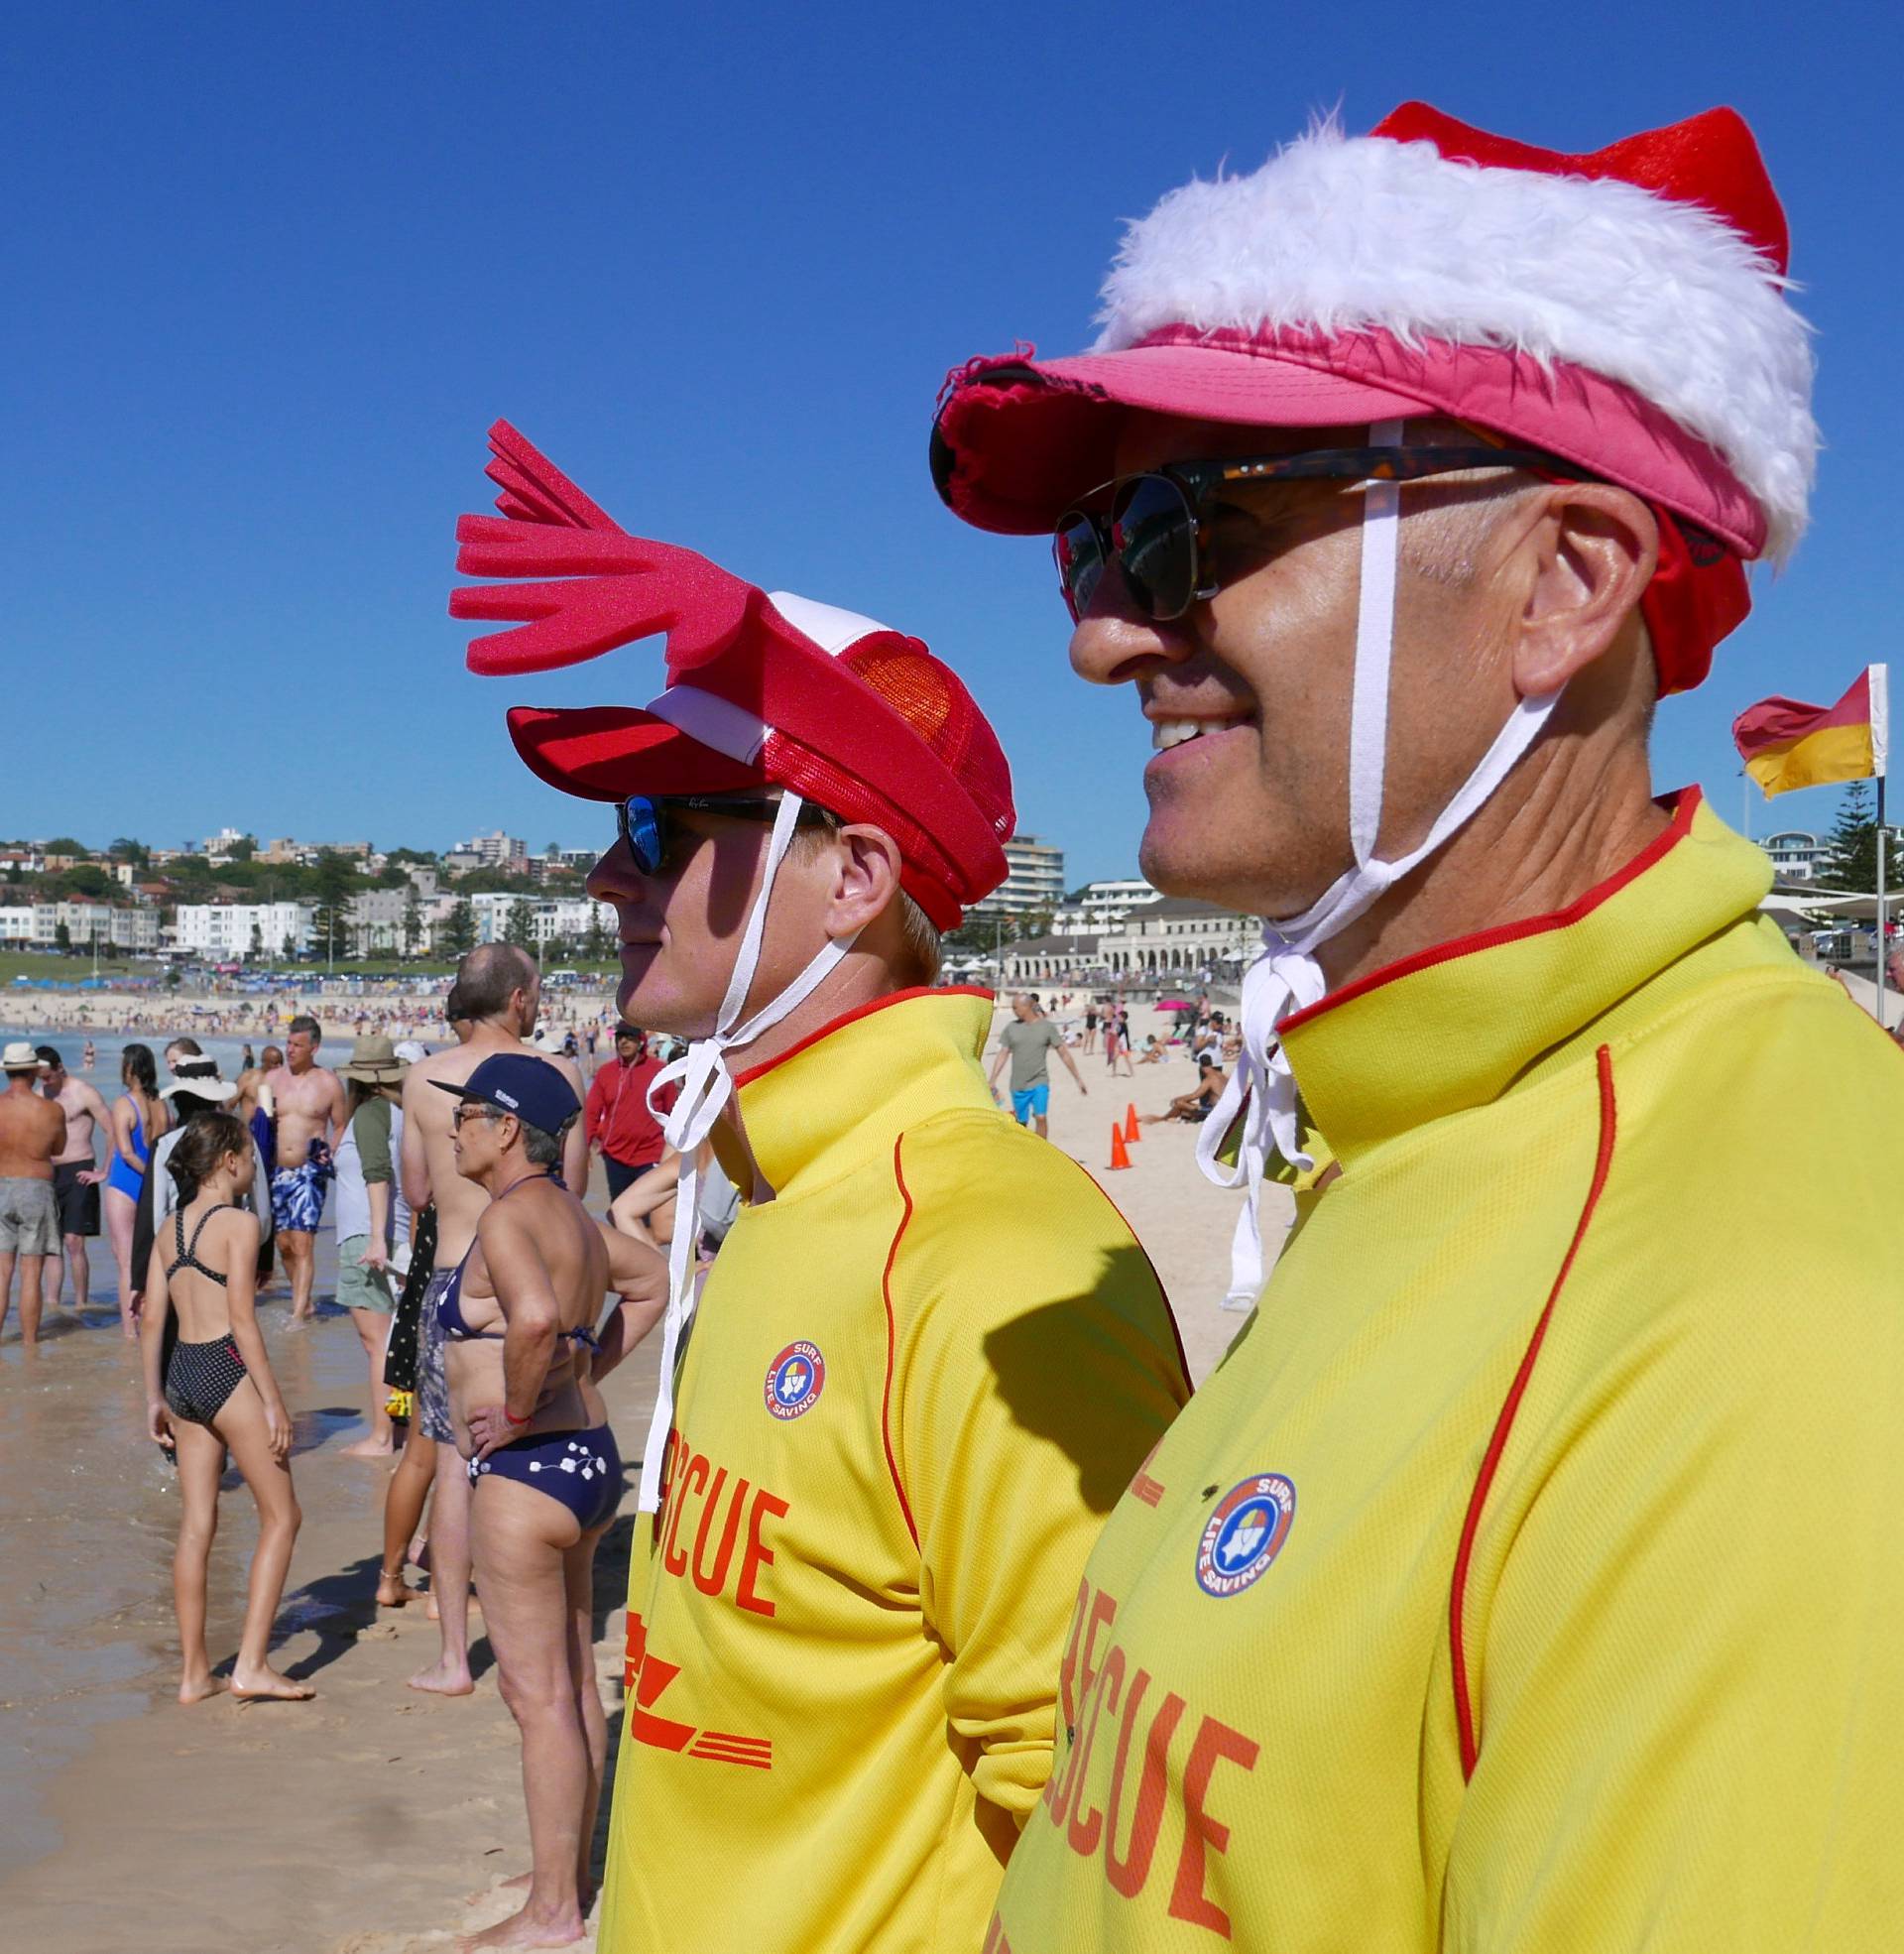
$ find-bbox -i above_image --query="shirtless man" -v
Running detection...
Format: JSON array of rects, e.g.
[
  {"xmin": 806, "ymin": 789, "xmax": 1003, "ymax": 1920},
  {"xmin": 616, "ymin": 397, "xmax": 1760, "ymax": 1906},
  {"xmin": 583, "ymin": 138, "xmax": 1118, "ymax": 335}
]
[
  {"xmin": 1140, "ymin": 1054, "xmax": 1229, "ymax": 1125},
  {"xmin": 36, "ymin": 1046, "xmax": 112, "ymax": 1314},
  {"xmin": 1, "ymin": 1042, "xmax": 66, "ymax": 1346},
  {"xmin": 265, "ymin": 1018, "xmax": 347, "ymax": 1322},
  {"xmin": 435, "ymin": 1052, "xmax": 663, "ymax": 1948},
  {"xmin": 400, "ymin": 945, "xmax": 587, "ymax": 1696}
]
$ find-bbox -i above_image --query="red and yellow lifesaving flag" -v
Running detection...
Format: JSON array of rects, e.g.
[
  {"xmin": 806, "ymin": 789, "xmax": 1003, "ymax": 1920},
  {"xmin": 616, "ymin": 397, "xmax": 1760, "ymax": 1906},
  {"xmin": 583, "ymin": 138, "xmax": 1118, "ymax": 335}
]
[{"xmin": 1732, "ymin": 665, "xmax": 1890, "ymax": 797}]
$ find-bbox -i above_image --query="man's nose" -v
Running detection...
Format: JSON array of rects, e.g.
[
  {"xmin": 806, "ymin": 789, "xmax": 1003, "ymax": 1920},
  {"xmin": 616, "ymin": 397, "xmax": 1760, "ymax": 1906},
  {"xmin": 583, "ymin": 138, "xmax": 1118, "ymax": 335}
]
[
  {"xmin": 585, "ymin": 841, "xmax": 641, "ymax": 905},
  {"xmin": 1068, "ymin": 569, "xmax": 1197, "ymax": 689}
]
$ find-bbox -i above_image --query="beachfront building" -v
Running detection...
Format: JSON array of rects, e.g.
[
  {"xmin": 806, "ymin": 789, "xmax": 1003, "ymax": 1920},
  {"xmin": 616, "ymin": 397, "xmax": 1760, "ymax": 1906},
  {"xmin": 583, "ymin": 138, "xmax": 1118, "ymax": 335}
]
[
  {"xmin": 470, "ymin": 892, "xmax": 616, "ymax": 952},
  {"xmin": 1110, "ymin": 896, "xmax": 1258, "ymax": 978},
  {"xmin": 447, "ymin": 829, "xmax": 530, "ymax": 878},
  {"xmin": 998, "ymin": 894, "xmax": 1259, "ymax": 986},
  {"xmin": 1053, "ymin": 877, "xmax": 1165, "ymax": 932},
  {"xmin": 173, "ymin": 900, "xmax": 316, "ymax": 960},
  {"xmin": 530, "ymin": 847, "xmax": 599, "ymax": 882},
  {"xmin": 1763, "ymin": 830, "xmax": 1824, "ymax": 883},
  {"xmin": 971, "ymin": 834, "xmax": 1066, "ymax": 917},
  {"xmin": 1002, "ymin": 932, "xmax": 1105, "ymax": 984},
  {"xmin": 0, "ymin": 900, "xmax": 161, "ymax": 953},
  {"xmin": 341, "ymin": 870, "xmax": 458, "ymax": 955}
]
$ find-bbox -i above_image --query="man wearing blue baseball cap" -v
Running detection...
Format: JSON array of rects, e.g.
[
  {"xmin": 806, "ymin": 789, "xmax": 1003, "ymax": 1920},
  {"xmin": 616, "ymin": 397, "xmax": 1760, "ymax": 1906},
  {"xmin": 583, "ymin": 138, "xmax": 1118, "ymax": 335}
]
[{"xmin": 432, "ymin": 1051, "xmax": 666, "ymax": 1947}]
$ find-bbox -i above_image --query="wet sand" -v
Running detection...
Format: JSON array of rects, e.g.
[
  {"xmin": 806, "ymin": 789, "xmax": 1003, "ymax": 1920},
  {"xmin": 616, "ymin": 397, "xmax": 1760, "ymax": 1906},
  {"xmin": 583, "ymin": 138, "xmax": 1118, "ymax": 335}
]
[{"xmin": 0, "ymin": 1001, "xmax": 1278, "ymax": 1953}]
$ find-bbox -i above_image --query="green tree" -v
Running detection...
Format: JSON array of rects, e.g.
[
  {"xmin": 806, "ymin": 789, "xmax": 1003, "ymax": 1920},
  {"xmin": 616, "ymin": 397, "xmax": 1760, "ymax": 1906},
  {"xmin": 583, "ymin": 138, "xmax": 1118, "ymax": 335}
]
[
  {"xmin": 43, "ymin": 836, "xmax": 87, "ymax": 857},
  {"xmin": 443, "ymin": 898, "xmax": 476, "ymax": 957},
  {"xmin": 229, "ymin": 834, "xmax": 257, "ymax": 862},
  {"xmin": 310, "ymin": 849, "xmax": 357, "ymax": 962},
  {"xmin": 55, "ymin": 920, "xmax": 71, "ymax": 955},
  {"xmin": 503, "ymin": 899, "xmax": 536, "ymax": 954},
  {"xmin": 583, "ymin": 912, "xmax": 609, "ymax": 963},
  {"xmin": 110, "ymin": 836, "xmax": 151, "ymax": 870},
  {"xmin": 404, "ymin": 888, "xmax": 423, "ymax": 958},
  {"xmin": 1820, "ymin": 781, "xmax": 1880, "ymax": 893},
  {"xmin": 250, "ymin": 920, "xmax": 264, "ymax": 959}
]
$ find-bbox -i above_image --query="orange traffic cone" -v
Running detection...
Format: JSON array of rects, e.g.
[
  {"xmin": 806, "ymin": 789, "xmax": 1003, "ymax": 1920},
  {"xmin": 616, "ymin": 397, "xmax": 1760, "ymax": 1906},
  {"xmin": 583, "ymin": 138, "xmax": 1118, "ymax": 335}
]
[
  {"xmin": 1109, "ymin": 1124, "xmax": 1132, "ymax": 1170},
  {"xmin": 1124, "ymin": 1104, "xmax": 1141, "ymax": 1144}
]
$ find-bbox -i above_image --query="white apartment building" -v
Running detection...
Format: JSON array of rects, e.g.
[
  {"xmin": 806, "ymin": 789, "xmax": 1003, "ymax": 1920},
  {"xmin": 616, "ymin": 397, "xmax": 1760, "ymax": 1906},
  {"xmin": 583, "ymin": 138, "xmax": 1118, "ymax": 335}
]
[
  {"xmin": 0, "ymin": 901, "xmax": 161, "ymax": 952},
  {"xmin": 173, "ymin": 901, "xmax": 316, "ymax": 959},
  {"xmin": 973, "ymin": 834, "xmax": 1066, "ymax": 916},
  {"xmin": 1762, "ymin": 830, "xmax": 1824, "ymax": 883},
  {"xmin": 470, "ymin": 893, "xmax": 616, "ymax": 950}
]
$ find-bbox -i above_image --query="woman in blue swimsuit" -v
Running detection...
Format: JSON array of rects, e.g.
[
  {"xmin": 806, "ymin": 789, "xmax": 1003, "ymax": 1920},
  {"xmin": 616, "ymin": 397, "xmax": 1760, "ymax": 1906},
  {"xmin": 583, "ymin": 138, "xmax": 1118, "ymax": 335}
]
[
  {"xmin": 140, "ymin": 1112, "xmax": 312, "ymax": 1706},
  {"xmin": 104, "ymin": 1043, "xmax": 168, "ymax": 1341}
]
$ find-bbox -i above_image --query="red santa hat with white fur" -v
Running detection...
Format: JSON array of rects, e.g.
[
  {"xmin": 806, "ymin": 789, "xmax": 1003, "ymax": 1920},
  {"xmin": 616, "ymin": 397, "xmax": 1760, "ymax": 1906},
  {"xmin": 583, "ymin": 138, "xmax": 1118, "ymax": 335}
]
[{"xmin": 932, "ymin": 101, "xmax": 1817, "ymax": 693}]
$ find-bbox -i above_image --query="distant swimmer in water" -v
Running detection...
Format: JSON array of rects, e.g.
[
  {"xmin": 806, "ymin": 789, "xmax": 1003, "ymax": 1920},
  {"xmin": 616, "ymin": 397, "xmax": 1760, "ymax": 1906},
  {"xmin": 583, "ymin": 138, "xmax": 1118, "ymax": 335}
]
[{"xmin": 141, "ymin": 1112, "xmax": 312, "ymax": 1704}]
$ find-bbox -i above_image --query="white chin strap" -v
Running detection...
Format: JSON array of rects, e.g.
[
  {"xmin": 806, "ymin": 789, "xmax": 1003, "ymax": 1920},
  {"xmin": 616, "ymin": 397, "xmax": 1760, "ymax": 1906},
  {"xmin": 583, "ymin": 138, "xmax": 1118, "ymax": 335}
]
[
  {"xmin": 636, "ymin": 791, "xmax": 860, "ymax": 1512},
  {"xmin": 1196, "ymin": 421, "xmax": 1563, "ymax": 1308}
]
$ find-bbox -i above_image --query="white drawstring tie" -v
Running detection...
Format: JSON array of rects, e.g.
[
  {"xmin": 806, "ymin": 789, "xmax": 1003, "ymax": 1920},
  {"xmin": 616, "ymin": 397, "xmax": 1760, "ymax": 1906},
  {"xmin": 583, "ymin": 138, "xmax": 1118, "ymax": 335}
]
[
  {"xmin": 635, "ymin": 792, "xmax": 860, "ymax": 1512},
  {"xmin": 1197, "ymin": 423, "xmax": 1562, "ymax": 1308}
]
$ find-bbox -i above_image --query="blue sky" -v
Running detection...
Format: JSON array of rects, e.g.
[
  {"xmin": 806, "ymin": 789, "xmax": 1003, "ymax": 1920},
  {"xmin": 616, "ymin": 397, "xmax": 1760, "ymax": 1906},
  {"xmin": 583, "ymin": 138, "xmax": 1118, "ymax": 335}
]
[{"xmin": 4, "ymin": 3, "xmax": 1897, "ymax": 879}]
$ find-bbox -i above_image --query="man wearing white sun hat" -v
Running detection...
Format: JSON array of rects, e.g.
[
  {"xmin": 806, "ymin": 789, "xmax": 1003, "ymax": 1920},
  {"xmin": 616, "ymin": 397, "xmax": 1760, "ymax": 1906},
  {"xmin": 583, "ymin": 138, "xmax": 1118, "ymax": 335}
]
[{"xmin": 935, "ymin": 102, "xmax": 1904, "ymax": 1947}]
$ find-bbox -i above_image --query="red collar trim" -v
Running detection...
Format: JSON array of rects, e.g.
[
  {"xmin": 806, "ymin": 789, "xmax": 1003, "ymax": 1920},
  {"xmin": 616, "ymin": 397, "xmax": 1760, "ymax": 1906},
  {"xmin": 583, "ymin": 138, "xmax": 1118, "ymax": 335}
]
[
  {"xmin": 1281, "ymin": 787, "xmax": 1702, "ymax": 1035},
  {"xmin": 731, "ymin": 985, "xmax": 995, "ymax": 1090}
]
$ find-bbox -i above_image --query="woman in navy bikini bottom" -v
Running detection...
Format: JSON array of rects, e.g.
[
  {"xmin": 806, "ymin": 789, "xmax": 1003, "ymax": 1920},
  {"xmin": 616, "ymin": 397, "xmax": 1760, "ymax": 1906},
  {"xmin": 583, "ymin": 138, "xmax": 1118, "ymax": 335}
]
[{"xmin": 435, "ymin": 1234, "xmax": 622, "ymax": 1533}]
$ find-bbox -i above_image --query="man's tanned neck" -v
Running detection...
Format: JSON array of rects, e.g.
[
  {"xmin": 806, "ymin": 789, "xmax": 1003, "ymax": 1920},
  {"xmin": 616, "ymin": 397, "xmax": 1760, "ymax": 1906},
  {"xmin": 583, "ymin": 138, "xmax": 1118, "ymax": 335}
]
[{"xmin": 1317, "ymin": 723, "xmax": 1668, "ymax": 994}]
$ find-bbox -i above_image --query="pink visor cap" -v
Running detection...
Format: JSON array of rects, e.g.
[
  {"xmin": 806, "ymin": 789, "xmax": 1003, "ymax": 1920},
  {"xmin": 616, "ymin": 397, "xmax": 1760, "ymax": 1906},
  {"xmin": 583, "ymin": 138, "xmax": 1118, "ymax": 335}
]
[
  {"xmin": 453, "ymin": 423, "xmax": 1014, "ymax": 931},
  {"xmin": 931, "ymin": 102, "xmax": 1819, "ymax": 695}
]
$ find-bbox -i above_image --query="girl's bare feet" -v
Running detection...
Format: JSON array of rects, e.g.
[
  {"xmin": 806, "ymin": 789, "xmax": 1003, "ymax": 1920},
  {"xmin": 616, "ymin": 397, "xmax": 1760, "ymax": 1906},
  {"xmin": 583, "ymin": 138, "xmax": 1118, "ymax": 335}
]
[
  {"xmin": 377, "ymin": 1567, "xmax": 421, "ymax": 1607},
  {"xmin": 178, "ymin": 1673, "xmax": 226, "ymax": 1706},
  {"xmin": 229, "ymin": 1663, "xmax": 315, "ymax": 1702}
]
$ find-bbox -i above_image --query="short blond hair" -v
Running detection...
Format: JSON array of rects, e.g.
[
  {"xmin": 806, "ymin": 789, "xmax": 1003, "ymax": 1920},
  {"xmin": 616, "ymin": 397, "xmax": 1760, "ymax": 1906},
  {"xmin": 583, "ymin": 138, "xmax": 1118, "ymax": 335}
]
[{"xmin": 787, "ymin": 810, "xmax": 941, "ymax": 985}]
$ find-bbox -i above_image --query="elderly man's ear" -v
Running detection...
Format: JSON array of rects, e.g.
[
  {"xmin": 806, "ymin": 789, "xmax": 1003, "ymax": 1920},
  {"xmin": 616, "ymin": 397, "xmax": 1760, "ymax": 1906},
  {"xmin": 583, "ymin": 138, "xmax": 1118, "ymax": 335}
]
[{"xmin": 1500, "ymin": 484, "xmax": 1660, "ymax": 700}]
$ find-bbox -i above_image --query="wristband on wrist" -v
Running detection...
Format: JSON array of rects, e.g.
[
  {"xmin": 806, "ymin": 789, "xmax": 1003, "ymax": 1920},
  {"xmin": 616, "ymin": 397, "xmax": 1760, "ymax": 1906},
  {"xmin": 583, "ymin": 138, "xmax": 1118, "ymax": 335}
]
[{"xmin": 504, "ymin": 1405, "xmax": 532, "ymax": 1426}]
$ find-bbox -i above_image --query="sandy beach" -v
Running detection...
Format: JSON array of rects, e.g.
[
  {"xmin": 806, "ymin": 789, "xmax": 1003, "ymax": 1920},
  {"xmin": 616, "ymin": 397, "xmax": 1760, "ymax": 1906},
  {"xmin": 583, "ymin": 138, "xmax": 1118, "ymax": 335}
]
[{"xmin": 0, "ymin": 997, "xmax": 1274, "ymax": 1954}]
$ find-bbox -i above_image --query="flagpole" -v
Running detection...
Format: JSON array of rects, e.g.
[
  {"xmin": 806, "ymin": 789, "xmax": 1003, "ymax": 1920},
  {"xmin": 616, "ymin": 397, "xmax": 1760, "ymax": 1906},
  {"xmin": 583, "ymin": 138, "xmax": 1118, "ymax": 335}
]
[
  {"xmin": 1874, "ymin": 664, "xmax": 1890, "ymax": 1032},
  {"xmin": 1877, "ymin": 772, "xmax": 1888, "ymax": 1028}
]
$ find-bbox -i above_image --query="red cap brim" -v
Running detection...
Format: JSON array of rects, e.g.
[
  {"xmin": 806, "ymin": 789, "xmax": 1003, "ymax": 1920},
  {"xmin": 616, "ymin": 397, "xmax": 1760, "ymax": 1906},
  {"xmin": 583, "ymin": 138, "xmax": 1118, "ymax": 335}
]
[
  {"xmin": 934, "ymin": 330, "xmax": 1765, "ymax": 561},
  {"xmin": 933, "ymin": 344, "xmax": 1433, "ymax": 536},
  {"xmin": 506, "ymin": 705, "xmax": 768, "ymax": 802}
]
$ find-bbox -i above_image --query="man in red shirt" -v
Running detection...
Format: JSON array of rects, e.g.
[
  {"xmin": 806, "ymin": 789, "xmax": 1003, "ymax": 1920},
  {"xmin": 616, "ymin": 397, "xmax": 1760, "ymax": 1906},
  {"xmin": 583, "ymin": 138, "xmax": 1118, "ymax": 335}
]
[{"xmin": 584, "ymin": 1024, "xmax": 676, "ymax": 1201}]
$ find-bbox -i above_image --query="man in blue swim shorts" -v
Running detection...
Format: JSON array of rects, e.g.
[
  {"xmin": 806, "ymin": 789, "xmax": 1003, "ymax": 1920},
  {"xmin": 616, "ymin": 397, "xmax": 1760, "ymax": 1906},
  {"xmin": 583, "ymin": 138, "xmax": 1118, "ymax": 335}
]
[
  {"xmin": 987, "ymin": 991, "xmax": 1087, "ymax": 1139},
  {"xmin": 263, "ymin": 1017, "xmax": 347, "ymax": 1321}
]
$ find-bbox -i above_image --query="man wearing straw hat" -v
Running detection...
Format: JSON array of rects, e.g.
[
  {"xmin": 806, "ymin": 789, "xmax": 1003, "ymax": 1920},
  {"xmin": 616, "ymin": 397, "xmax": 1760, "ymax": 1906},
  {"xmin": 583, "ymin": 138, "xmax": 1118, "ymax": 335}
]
[{"xmin": 334, "ymin": 1035, "xmax": 411, "ymax": 1458}]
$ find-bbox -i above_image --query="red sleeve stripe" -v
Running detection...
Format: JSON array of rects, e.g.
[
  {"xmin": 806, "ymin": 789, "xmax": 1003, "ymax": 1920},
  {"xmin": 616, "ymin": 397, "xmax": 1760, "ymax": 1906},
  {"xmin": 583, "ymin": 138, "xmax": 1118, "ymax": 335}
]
[
  {"xmin": 881, "ymin": 1137, "xmax": 922, "ymax": 1551},
  {"xmin": 1450, "ymin": 1043, "xmax": 1618, "ymax": 1780}
]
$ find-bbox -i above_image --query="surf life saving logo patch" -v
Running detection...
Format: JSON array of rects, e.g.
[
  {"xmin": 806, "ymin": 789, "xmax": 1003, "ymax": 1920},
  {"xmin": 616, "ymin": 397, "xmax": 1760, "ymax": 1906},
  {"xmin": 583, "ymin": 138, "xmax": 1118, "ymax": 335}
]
[
  {"xmin": 1195, "ymin": 1473, "xmax": 1296, "ymax": 1598},
  {"xmin": 765, "ymin": 1341, "xmax": 826, "ymax": 1420}
]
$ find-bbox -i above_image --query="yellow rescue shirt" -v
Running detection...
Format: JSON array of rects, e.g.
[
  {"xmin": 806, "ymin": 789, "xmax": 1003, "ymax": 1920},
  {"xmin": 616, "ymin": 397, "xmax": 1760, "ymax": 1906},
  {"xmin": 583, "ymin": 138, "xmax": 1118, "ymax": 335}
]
[
  {"xmin": 991, "ymin": 792, "xmax": 1904, "ymax": 1952},
  {"xmin": 598, "ymin": 988, "xmax": 1190, "ymax": 1953}
]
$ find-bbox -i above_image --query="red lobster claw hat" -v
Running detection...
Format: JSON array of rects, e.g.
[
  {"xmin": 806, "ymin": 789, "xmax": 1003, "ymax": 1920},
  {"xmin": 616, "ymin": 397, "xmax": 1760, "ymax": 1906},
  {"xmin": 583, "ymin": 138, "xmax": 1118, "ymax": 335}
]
[
  {"xmin": 931, "ymin": 103, "xmax": 1818, "ymax": 693},
  {"xmin": 452, "ymin": 422, "xmax": 1013, "ymax": 929}
]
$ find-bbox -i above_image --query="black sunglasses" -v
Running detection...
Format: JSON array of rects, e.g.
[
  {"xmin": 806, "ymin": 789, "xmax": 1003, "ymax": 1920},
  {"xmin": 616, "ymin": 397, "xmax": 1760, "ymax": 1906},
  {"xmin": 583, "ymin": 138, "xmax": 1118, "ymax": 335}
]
[
  {"xmin": 613, "ymin": 794, "xmax": 830, "ymax": 878},
  {"xmin": 1054, "ymin": 443, "xmax": 1579, "ymax": 623}
]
